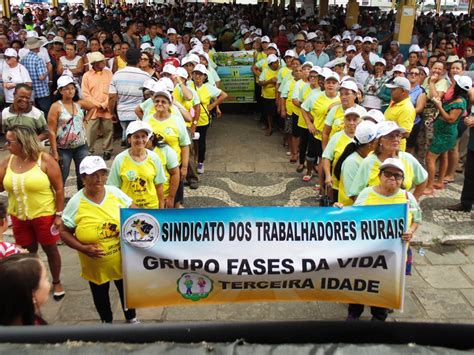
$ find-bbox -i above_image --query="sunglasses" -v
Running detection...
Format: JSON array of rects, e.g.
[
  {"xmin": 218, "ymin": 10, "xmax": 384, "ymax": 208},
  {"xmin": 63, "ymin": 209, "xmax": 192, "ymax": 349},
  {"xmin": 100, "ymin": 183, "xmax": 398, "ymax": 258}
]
[
  {"xmin": 382, "ymin": 170, "xmax": 404, "ymax": 181},
  {"xmin": 154, "ymin": 99, "xmax": 169, "ymax": 105},
  {"xmin": 308, "ymin": 75, "xmax": 318, "ymax": 79}
]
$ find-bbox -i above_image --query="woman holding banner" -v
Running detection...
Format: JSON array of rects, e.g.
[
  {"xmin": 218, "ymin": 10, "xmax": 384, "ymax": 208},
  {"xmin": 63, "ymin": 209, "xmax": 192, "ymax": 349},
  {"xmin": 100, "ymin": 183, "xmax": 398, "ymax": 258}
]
[
  {"xmin": 335, "ymin": 157, "xmax": 421, "ymax": 321},
  {"xmin": 59, "ymin": 156, "xmax": 139, "ymax": 324}
]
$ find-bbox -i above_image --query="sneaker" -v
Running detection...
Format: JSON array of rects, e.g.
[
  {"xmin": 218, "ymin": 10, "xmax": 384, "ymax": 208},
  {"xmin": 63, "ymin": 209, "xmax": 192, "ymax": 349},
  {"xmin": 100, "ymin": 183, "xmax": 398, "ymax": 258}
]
[
  {"xmin": 126, "ymin": 318, "xmax": 141, "ymax": 324},
  {"xmin": 189, "ymin": 180, "xmax": 199, "ymax": 189},
  {"xmin": 197, "ymin": 163, "xmax": 204, "ymax": 174},
  {"xmin": 102, "ymin": 152, "xmax": 112, "ymax": 161}
]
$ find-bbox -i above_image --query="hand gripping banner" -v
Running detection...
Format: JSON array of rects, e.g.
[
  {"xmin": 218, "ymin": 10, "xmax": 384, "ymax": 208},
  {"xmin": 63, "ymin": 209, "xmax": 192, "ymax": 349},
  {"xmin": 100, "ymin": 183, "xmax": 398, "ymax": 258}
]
[{"xmin": 120, "ymin": 205, "xmax": 408, "ymax": 309}]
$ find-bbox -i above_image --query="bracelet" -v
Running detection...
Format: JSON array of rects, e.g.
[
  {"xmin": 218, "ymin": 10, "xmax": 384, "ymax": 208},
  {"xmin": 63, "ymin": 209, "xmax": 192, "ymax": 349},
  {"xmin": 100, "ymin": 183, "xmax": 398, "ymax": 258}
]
[{"xmin": 55, "ymin": 211, "xmax": 63, "ymax": 217}]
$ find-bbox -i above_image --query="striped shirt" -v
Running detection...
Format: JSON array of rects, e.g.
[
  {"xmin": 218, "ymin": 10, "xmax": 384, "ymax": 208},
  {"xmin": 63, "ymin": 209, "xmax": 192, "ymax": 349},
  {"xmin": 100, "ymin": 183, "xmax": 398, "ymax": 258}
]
[
  {"xmin": 109, "ymin": 67, "xmax": 150, "ymax": 122},
  {"xmin": 20, "ymin": 51, "xmax": 49, "ymax": 98}
]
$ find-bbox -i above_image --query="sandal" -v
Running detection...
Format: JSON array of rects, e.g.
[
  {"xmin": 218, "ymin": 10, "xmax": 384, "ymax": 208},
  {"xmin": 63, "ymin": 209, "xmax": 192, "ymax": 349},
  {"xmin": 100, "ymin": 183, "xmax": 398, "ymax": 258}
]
[
  {"xmin": 303, "ymin": 174, "xmax": 312, "ymax": 182},
  {"xmin": 296, "ymin": 165, "xmax": 305, "ymax": 173},
  {"xmin": 312, "ymin": 184, "xmax": 321, "ymax": 192},
  {"xmin": 52, "ymin": 281, "xmax": 66, "ymax": 301}
]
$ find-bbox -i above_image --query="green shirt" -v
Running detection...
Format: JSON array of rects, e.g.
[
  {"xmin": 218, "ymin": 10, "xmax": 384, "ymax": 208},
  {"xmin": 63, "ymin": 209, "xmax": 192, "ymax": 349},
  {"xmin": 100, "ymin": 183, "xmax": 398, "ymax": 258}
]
[{"xmin": 2, "ymin": 106, "xmax": 47, "ymax": 134}]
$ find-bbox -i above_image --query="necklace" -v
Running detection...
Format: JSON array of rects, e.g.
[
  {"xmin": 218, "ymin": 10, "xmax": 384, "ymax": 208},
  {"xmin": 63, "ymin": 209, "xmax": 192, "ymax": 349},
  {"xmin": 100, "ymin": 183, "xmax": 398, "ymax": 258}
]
[{"xmin": 15, "ymin": 155, "xmax": 31, "ymax": 169}]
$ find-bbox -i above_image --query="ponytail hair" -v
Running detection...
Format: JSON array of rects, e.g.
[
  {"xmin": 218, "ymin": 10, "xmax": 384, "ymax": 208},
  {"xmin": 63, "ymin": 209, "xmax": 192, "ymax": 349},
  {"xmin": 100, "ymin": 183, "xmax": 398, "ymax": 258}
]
[{"xmin": 333, "ymin": 141, "xmax": 359, "ymax": 181}]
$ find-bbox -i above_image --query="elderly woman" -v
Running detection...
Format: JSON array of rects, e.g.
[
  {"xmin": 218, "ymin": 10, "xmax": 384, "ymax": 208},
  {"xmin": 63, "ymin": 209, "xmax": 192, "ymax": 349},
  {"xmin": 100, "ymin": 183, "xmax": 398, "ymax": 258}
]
[
  {"xmin": 107, "ymin": 121, "xmax": 166, "ymax": 208},
  {"xmin": 337, "ymin": 157, "xmax": 422, "ymax": 321},
  {"xmin": 322, "ymin": 79, "xmax": 362, "ymax": 149},
  {"xmin": 349, "ymin": 121, "xmax": 427, "ymax": 201},
  {"xmin": 190, "ymin": 64, "xmax": 228, "ymax": 174},
  {"xmin": 424, "ymin": 75, "xmax": 470, "ymax": 195},
  {"xmin": 322, "ymin": 106, "xmax": 364, "ymax": 202},
  {"xmin": 0, "ymin": 125, "xmax": 65, "ymax": 300},
  {"xmin": 362, "ymin": 58, "xmax": 388, "ymax": 111},
  {"xmin": 2, "ymin": 48, "xmax": 31, "ymax": 105},
  {"xmin": 60, "ymin": 156, "xmax": 138, "ymax": 324},
  {"xmin": 0, "ymin": 253, "xmax": 51, "ymax": 325},
  {"xmin": 143, "ymin": 89, "xmax": 191, "ymax": 208}
]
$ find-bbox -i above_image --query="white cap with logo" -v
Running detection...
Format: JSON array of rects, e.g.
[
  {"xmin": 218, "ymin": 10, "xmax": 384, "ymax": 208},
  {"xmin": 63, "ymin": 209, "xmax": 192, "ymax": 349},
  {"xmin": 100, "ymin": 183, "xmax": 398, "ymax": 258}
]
[
  {"xmin": 79, "ymin": 156, "xmax": 109, "ymax": 175},
  {"xmin": 379, "ymin": 157, "xmax": 405, "ymax": 173},
  {"xmin": 362, "ymin": 109, "xmax": 385, "ymax": 124},
  {"xmin": 354, "ymin": 120, "xmax": 378, "ymax": 144},
  {"xmin": 126, "ymin": 120, "xmax": 153, "ymax": 138},
  {"xmin": 385, "ymin": 77, "xmax": 411, "ymax": 91}
]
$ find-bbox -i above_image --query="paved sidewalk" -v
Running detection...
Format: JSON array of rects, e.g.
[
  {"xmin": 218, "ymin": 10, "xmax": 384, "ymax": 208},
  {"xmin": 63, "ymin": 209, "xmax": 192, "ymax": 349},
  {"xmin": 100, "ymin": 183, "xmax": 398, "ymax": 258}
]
[{"xmin": 3, "ymin": 112, "xmax": 474, "ymax": 325}]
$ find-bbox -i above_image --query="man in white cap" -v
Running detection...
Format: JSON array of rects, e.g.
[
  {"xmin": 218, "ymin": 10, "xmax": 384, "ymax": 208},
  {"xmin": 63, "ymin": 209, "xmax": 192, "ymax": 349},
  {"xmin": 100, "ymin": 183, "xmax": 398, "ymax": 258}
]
[
  {"xmin": 163, "ymin": 44, "xmax": 181, "ymax": 67},
  {"xmin": 20, "ymin": 36, "xmax": 51, "ymax": 116},
  {"xmin": 348, "ymin": 36, "xmax": 380, "ymax": 86},
  {"xmin": 384, "ymin": 77, "xmax": 416, "ymax": 151},
  {"xmin": 162, "ymin": 28, "xmax": 187, "ymax": 61},
  {"xmin": 82, "ymin": 52, "xmax": 114, "ymax": 160}
]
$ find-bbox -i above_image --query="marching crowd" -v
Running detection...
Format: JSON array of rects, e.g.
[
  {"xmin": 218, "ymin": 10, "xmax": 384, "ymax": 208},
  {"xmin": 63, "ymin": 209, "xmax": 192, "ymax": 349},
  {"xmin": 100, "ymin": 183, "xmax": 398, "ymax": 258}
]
[{"xmin": 0, "ymin": 2, "xmax": 473, "ymax": 325}]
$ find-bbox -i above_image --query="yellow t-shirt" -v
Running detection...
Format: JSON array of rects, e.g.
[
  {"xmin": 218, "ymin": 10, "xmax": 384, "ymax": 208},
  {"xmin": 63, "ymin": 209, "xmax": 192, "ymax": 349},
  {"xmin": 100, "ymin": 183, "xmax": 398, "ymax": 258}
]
[
  {"xmin": 322, "ymin": 130, "xmax": 353, "ymax": 188},
  {"xmin": 173, "ymin": 86, "xmax": 199, "ymax": 128},
  {"xmin": 62, "ymin": 186, "xmax": 133, "ymax": 285},
  {"xmin": 153, "ymin": 144, "xmax": 179, "ymax": 198},
  {"xmin": 3, "ymin": 154, "xmax": 55, "ymax": 220},
  {"xmin": 143, "ymin": 112, "xmax": 191, "ymax": 165},
  {"xmin": 259, "ymin": 67, "xmax": 279, "ymax": 99},
  {"xmin": 298, "ymin": 85, "xmax": 319, "ymax": 129},
  {"xmin": 384, "ymin": 97, "xmax": 416, "ymax": 151},
  {"xmin": 117, "ymin": 56, "xmax": 127, "ymax": 70},
  {"xmin": 285, "ymin": 78, "xmax": 296, "ymax": 115},
  {"xmin": 310, "ymin": 93, "xmax": 340, "ymax": 140},
  {"xmin": 107, "ymin": 150, "xmax": 166, "ymax": 209},
  {"xmin": 188, "ymin": 82, "xmax": 222, "ymax": 126}
]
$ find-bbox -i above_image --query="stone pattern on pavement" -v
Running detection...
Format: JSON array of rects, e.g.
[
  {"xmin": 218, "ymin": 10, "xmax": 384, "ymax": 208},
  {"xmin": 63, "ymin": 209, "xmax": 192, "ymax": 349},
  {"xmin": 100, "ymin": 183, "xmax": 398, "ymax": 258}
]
[{"xmin": 2, "ymin": 112, "xmax": 473, "ymax": 325}]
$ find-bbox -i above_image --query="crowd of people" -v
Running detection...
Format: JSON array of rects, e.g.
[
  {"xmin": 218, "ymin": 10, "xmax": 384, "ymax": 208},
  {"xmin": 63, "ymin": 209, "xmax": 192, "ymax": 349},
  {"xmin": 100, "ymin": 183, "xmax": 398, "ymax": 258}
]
[{"xmin": 0, "ymin": 2, "xmax": 473, "ymax": 325}]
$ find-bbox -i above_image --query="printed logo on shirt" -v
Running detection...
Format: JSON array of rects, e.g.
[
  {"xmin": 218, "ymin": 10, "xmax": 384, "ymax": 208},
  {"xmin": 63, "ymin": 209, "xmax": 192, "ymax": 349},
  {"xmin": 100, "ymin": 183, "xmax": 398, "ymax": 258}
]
[
  {"xmin": 131, "ymin": 177, "xmax": 147, "ymax": 194},
  {"xmin": 123, "ymin": 213, "xmax": 160, "ymax": 249},
  {"xmin": 98, "ymin": 222, "xmax": 120, "ymax": 241},
  {"xmin": 125, "ymin": 170, "xmax": 137, "ymax": 181}
]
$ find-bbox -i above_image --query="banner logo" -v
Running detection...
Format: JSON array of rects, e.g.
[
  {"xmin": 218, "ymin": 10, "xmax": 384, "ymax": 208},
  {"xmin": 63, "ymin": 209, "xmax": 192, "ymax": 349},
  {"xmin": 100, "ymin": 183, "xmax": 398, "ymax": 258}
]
[
  {"xmin": 177, "ymin": 272, "xmax": 214, "ymax": 301},
  {"xmin": 123, "ymin": 213, "xmax": 160, "ymax": 249}
]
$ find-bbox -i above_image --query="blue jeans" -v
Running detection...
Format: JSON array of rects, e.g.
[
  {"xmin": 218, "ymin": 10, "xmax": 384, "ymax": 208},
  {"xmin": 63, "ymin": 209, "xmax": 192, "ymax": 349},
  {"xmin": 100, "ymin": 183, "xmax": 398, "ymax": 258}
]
[
  {"xmin": 58, "ymin": 144, "xmax": 89, "ymax": 191},
  {"xmin": 35, "ymin": 96, "xmax": 52, "ymax": 117}
]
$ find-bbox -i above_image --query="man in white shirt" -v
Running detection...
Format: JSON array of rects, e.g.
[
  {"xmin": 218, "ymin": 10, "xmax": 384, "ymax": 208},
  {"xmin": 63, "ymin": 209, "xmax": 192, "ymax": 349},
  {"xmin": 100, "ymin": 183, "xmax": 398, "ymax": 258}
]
[{"xmin": 349, "ymin": 37, "xmax": 380, "ymax": 85}]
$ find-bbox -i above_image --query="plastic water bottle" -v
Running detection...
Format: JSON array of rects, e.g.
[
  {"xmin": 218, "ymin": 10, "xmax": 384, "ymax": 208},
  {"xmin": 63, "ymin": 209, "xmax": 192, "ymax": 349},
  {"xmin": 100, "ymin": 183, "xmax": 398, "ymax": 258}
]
[{"xmin": 418, "ymin": 248, "xmax": 425, "ymax": 257}]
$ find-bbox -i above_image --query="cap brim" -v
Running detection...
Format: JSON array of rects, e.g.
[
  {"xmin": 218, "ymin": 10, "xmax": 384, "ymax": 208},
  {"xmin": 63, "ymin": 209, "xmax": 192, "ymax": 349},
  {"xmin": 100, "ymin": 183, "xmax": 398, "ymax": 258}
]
[
  {"xmin": 385, "ymin": 84, "xmax": 398, "ymax": 89},
  {"xmin": 81, "ymin": 167, "xmax": 110, "ymax": 175},
  {"xmin": 379, "ymin": 163, "xmax": 404, "ymax": 172}
]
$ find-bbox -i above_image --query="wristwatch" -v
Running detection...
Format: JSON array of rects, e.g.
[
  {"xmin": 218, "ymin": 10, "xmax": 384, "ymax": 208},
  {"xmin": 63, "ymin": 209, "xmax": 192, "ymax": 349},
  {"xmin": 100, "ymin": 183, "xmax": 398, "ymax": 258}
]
[
  {"xmin": 193, "ymin": 120, "xmax": 198, "ymax": 125},
  {"xmin": 55, "ymin": 211, "xmax": 63, "ymax": 217}
]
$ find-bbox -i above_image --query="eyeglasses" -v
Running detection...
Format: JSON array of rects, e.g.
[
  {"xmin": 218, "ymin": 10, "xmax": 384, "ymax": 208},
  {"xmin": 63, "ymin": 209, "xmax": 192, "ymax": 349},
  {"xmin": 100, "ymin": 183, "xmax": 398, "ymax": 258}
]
[
  {"xmin": 5, "ymin": 140, "xmax": 16, "ymax": 146},
  {"xmin": 308, "ymin": 75, "xmax": 318, "ymax": 79},
  {"xmin": 154, "ymin": 99, "xmax": 169, "ymax": 105},
  {"xmin": 382, "ymin": 170, "xmax": 404, "ymax": 181},
  {"xmin": 408, "ymin": 72, "xmax": 419, "ymax": 76}
]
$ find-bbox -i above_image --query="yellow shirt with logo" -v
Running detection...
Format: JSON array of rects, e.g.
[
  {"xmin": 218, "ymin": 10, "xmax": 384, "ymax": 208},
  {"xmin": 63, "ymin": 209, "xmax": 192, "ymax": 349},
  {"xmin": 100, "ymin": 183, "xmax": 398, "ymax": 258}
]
[
  {"xmin": 339, "ymin": 151, "xmax": 364, "ymax": 206},
  {"xmin": 304, "ymin": 92, "xmax": 340, "ymax": 140},
  {"xmin": 187, "ymin": 82, "xmax": 222, "ymax": 126},
  {"xmin": 62, "ymin": 186, "xmax": 133, "ymax": 285},
  {"xmin": 384, "ymin": 97, "xmax": 416, "ymax": 151},
  {"xmin": 143, "ymin": 112, "xmax": 191, "ymax": 165},
  {"xmin": 298, "ymin": 85, "xmax": 320, "ymax": 129},
  {"xmin": 173, "ymin": 85, "xmax": 200, "ymax": 128},
  {"xmin": 107, "ymin": 149, "xmax": 166, "ymax": 209}
]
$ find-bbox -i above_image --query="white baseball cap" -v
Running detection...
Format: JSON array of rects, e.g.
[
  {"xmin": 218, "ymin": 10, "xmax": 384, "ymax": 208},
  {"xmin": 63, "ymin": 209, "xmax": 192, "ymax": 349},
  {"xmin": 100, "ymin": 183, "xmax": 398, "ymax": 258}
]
[
  {"xmin": 284, "ymin": 49, "xmax": 297, "ymax": 58},
  {"xmin": 261, "ymin": 35, "xmax": 270, "ymax": 43},
  {"xmin": 344, "ymin": 106, "xmax": 366, "ymax": 118},
  {"xmin": 302, "ymin": 61, "xmax": 313, "ymax": 68},
  {"xmin": 167, "ymin": 28, "xmax": 177, "ymax": 35},
  {"xmin": 278, "ymin": 25, "xmax": 286, "ymax": 31},
  {"xmin": 193, "ymin": 63, "xmax": 208, "ymax": 75},
  {"xmin": 353, "ymin": 36, "xmax": 363, "ymax": 43},
  {"xmin": 346, "ymin": 45, "xmax": 357, "ymax": 53},
  {"xmin": 310, "ymin": 66, "xmax": 321, "ymax": 75},
  {"xmin": 342, "ymin": 34, "xmax": 352, "ymax": 41},
  {"xmin": 267, "ymin": 54, "xmax": 279, "ymax": 64},
  {"xmin": 340, "ymin": 80, "xmax": 358, "ymax": 92},
  {"xmin": 379, "ymin": 157, "xmax": 405, "ymax": 173},
  {"xmin": 385, "ymin": 77, "xmax": 411, "ymax": 91},
  {"xmin": 4, "ymin": 48, "xmax": 18, "ymax": 58},
  {"xmin": 153, "ymin": 89, "xmax": 173, "ymax": 103},
  {"xmin": 57, "ymin": 75, "xmax": 75, "ymax": 89},
  {"xmin": 393, "ymin": 64, "xmax": 406, "ymax": 73},
  {"xmin": 376, "ymin": 121, "xmax": 406, "ymax": 138},
  {"xmin": 307, "ymin": 32, "xmax": 317, "ymax": 41},
  {"xmin": 244, "ymin": 37, "xmax": 253, "ymax": 45},
  {"xmin": 162, "ymin": 63, "xmax": 177, "ymax": 75},
  {"xmin": 363, "ymin": 36, "xmax": 373, "ymax": 43},
  {"xmin": 362, "ymin": 109, "xmax": 385, "ymax": 124},
  {"xmin": 176, "ymin": 67, "xmax": 188, "ymax": 79},
  {"xmin": 354, "ymin": 120, "xmax": 378, "ymax": 144},
  {"xmin": 374, "ymin": 57, "xmax": 386, "ymax": 66},
  {"xmin": 454, "ymin": 75, "xmax": 473, "ymax": 91},
  {"xmin": 79, "ymin": 156, "xmax": 109, "ymax": 175},
  {"xmin": 75, "ymin": 35, "xmax": 87, "ymax": 43},
  {"xmin": 126, "ymin": 120, "xmax": 153, "ymax": 138},
  {"xmin": 166, "ymin": 43, "xmax": 178, "ymax": 55},
  {"xmin": 408, "ymin": 44, "xmax": 422, "ymax": 53},
  {"xmin": 139, "ymin": 79, "xmax": 158, "ymax": 91},
  {"xmin": 268, "ymin": 43, "xmax": 278, "ymax": 51},
  {"xmin": 158, "ymin": 77, "xmax": 175, "ymax": 92},
  {"xmin": 324, "ymin": 70, "xmax": 340, "ymax": 82},
  {"xmin": 26, "ymin": 30, "xmax": 38, "ymax": 39},
  {"xmin": 140, "ymin": 43, "xmax": 154, "ymax": 51}
]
